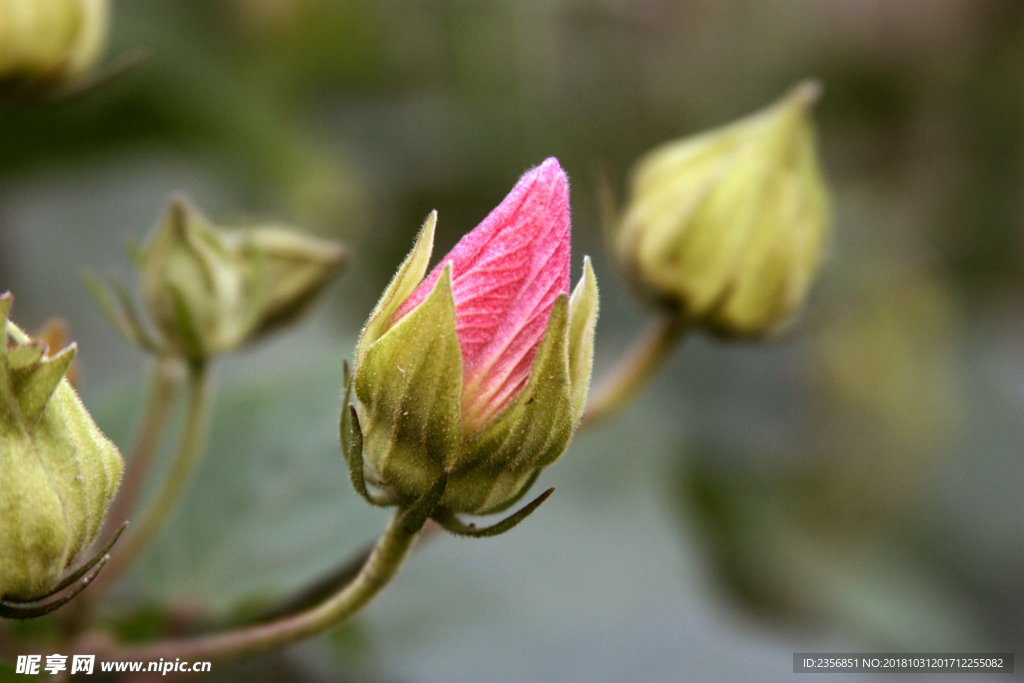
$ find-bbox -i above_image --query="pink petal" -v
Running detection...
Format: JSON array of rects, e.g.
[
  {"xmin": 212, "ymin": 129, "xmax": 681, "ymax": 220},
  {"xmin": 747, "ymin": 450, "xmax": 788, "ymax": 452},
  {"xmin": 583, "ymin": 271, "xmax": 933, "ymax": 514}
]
[{"xmin": 393, "ymin": 158, "xmax": 571, "ymax": 433}]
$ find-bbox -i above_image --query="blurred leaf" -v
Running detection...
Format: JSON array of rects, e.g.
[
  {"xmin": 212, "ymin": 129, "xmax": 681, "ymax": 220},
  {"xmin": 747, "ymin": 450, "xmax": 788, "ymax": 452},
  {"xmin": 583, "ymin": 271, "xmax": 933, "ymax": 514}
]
[
  {"xmin": 105, "ymin": 604, "xmax": 173, "ymax": 644},
  {"xmin": 817, "ymin": 271, "xmax": 960, "ymax": 453},
  {"xmin": 327, "ymin": 620, "xmax": 372, "ymax": 664},
  {"xmin": 0, "ymin": 0, "xmax": 371, "ymax": 234},
  {"xmin": 92, "ymin": 347, "xmax": 387, "ymax": 615},
  {"xmin": 0, "ymin": 660, "xmax": 40, "ymax": 682},
  {"xmin": 2, "ymin": 616, "xmax": 60, "ymax": 647},
  {"xmin": 675, "ymin": 449, "xmax": 985, "ymax": 651}
]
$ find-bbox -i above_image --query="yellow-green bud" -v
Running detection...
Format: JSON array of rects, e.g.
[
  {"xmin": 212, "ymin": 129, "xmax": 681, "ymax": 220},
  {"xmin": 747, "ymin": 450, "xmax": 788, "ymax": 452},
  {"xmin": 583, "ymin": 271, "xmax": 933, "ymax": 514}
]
[
  {"xmin": 242, "ymin": 226, "xmax": 349, "ymax": 337},
  {"xmin": 0, "ymin": 293, "xmax": 123, "ymax": 601},
  {"xmin": 615, "ymin": 80, "xmax": 830, "ymax": 337},
  {"xmin": 134, "ymin": 197, "xmax": 346, "ymax": 360},
  {"xmin": 0, "ymin": 0, "xmax": 109, "ymax": 84}
]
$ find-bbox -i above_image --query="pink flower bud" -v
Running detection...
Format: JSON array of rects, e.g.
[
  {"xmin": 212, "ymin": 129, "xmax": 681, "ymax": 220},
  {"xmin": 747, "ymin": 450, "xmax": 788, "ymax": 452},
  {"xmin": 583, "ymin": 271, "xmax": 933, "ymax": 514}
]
[
  {"xmin": 393, "ymin": 158, "xmax": 571, "ymax": 434},
  {"xmin": 348, "ymin": 157, "xmax": 597, "ymax": 516}
]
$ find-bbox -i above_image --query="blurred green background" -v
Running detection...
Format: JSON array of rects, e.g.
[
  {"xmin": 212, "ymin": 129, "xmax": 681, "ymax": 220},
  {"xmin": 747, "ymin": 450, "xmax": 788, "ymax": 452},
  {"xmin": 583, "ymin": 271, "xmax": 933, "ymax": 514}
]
[{"xmin": 1, "ymin": 1, "xmax": 1022, "ymax": 681}]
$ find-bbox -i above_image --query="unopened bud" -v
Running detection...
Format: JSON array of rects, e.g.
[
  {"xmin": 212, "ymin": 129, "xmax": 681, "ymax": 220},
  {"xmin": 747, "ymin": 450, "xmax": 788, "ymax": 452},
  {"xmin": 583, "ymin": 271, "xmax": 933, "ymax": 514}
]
[
  {"xmin": 242, "ymin": 226, "xmax": 348, "ymax": 338},
  {"xmin": 0, "ymin": 293, "xmax": 123, "ymax": 601},
  {"xmin": 615, "ymin": 80, "xmax": 830, "ymax": 337},
  {"xmin": 0, "ymin": 0, "xmax": 109, "ymax": 84},
  {"xmin": 129, "ymin": 197, "xmax": 345, "ymax": 360},
  {"xmin": 347, "ymin": 159, "xmax": 599, "ymax": 518}
]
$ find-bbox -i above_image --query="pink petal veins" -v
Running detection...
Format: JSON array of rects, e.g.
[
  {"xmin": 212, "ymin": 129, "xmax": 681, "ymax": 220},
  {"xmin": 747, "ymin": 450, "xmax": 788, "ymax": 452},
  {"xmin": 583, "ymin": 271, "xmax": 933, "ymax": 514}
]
[{"xmin": 392, "ymin": 158, "xmax": 571, "ymax": 433}]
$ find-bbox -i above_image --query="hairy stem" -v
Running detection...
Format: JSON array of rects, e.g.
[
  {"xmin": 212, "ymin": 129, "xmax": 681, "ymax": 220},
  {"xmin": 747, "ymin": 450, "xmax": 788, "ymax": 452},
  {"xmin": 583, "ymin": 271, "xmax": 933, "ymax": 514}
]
[
  {"xmin": 92, "ymin": 361, "xmax": 211, "ymax": 594},
  {"xmin": 98, "ymin": 509, "xmax": 419, "ymax": 662},
  {"xmin": 102, "ymin": 358, "xmax": 182, "ymax": 540},
  {"xmin": 579, "ymin": 311, "xmax": 687, "ymax": 430}
]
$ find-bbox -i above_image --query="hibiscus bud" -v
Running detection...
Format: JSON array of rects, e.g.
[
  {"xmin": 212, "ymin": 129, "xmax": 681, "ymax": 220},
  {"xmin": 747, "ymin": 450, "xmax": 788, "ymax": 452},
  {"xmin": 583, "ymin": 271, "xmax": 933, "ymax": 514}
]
[
  {"xmin": 1, "ymin": 293, "xmax": 123, "ymax": 602},
  {"xmin": 103, "ymin": 196, "xmax": 345, "ymax": 360},
  {"xmin": 615, "ymin": 80, "xmax": 830, "ymax": 337},
  {"xmin": 242, "ymin": 226, "xmax": 349, "ymax": 338},
  {"xmin": 0, "ymin": 0, "xmax": 110, "ymax": 84},
  {"xmin": 346, "ymin": 159, "xmax": 599, "ymax": 518}
]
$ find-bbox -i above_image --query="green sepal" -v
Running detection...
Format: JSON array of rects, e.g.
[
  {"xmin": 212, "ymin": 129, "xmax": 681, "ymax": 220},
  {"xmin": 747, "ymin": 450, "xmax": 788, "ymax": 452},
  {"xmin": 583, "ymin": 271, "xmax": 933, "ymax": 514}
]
[
  {"xmin": 33, "ymin": 381, "xmax": 115, "ymax": 563},
  {"xmin": 356, "ymin": 211, "xmax": 436, "ymax": 364},
  {"xmin": 81, "ymin": 271, "xmax": 144, "ymax": 347},
  {"xmin": 0, "ymin": 334, "xmax": 70, "ymax": 600},
  {"xmin": 169, "ymin": 285, "xmax": 206, "ymax": 359},
  {"xmin": 0, "ymin": 292, "xmax": 11, "ymax": 327},
  {"xmin": 7, "ymin": 342, "xmax": 45, "ymax": 370},
  {"xmin": 10, "ymin": 344, "xmax": 77, "ymax": 428},
  {"xmin": 110, "ymin": 274, "xmax": 161, "ymax": 352},
  {"xmin": 81, "ymin": 272, "xmax": 159, "ymax": 353},
  {"xmin": 340, "ymin": 359, "xmax": 354, "ymax": 459},
  {"xmin": 355, "ymin": 264, "xmax": 463, "ymax": 504},
  {"xmin": 450, "ymin": 294, "xmax": 573, "ymax": 513},
  {"xmin": 0, "ymin": 433, "xmax": 68, "ymax": 602},
  {"xmin": 242, "ymin": 227, "xmax": 347, "ymax": 340},
  {"xmin": 0, "ymin": 555, "xmax": 109, "ymax": 620},
  {"xmin": 47, "ymin": 521, "xmax": 127, "ymax": 597},
  {"xmin": 475, "ymin": 468, "xmax": 540, "ymax": 516},
  {"xmin": 341, "ymin": 361, "xmax": 392, "ymax": 506},
  {"xmin": 568, "ymin": 256, "xmax": 599, "ymax": 424},
  {"xmin": 342, "ymin": 404, "xmax": 393, "ymax": 507},
  {"xmin": 2, "ymin": 521, "xmax": 128, "ymax": 616},
  {"xmin": 433, "ymin": 487, "xmax": 554, "ymax": 538},
  {"xmin": 399, "ymin": 470, "xmax": 448, "ymax": 534}
]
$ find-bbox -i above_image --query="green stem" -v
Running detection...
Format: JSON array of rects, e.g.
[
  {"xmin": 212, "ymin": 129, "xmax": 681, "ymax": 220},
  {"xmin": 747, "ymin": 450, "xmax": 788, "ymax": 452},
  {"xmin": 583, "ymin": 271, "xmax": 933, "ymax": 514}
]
[
  {"xmin": 102, "ymin": 509, "xmax": 418, "ymax": 662},
  {"xmin": 579, "ymin": 311, "xmax": 687, "ymax": 430},
  {"xmin": 102, "ymin": 358, "xmax": 182, "ymax": 540},
  {"xmin": 92, "ymin": 361, "xmax": 211, "ymax": 594}
]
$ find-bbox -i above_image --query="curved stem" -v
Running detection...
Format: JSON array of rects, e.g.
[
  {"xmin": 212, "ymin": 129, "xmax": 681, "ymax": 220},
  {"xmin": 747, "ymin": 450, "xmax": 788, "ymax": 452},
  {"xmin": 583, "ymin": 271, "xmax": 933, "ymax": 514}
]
[
  {"xmin": 102, "ymin": 358, "xmax": 182, "ymax": 540},
  {"xmin": 92, "ymin": 361, "xmax": 211, "ymax": 595},
  {"xmin": 579, "ymin": 311, "xmax": 687, "ymax": 430},
  {"xmin": 99, "ymin": 509, "xmax": 418, "ymax": 662}
]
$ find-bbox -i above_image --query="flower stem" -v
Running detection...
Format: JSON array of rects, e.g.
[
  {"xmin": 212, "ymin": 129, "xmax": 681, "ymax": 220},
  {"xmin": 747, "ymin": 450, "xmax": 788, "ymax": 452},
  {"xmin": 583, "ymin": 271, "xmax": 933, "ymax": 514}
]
[
  {"xmin": 99, "ymin": 509, "xmax": 419, "ymax": 662},
  {"xmin": 101, "ymin": 358, "xmax": 182, "ymax": 540},
  {"xmin": 92, "ymin": 360, "xmax": 211, "ymax": 594},
  {"xmin": 579, "ymin": 310, "xmax": 687, "ymax": 430}
]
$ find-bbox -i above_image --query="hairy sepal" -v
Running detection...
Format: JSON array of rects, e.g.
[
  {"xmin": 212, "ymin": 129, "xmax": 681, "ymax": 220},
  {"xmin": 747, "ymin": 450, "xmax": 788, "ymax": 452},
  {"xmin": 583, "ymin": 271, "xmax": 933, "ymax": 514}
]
[
  {"xmin": 568, "ymin": 257, "xmax": 599, "ymax": 424},
  {"xmin": 354, "ymin": 263, "xmax": 462, "ymax": 504},
  {"xmin": 356, "ymin": 211, "xmax": 436, "ymax": 364},
  {"xmin": 449, "ymin": 294, "xmax": 573, "ymax": 514}
]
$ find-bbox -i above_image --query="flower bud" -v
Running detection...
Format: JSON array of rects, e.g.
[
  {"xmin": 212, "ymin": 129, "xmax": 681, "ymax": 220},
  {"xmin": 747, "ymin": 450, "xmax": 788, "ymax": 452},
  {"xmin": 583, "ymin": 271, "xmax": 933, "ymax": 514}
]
[
  {"xmin": 127, "ymin": 197, "xmax": 345, "ymax": 360},
  {"xmin": 347, "ymin": 159, "xmax": 599, "ymax": 517},
  {"xmin": 242, "ymin": 226, "xmax": 349, "ymax": 337},
  {"xmin": 0, "ymin": 0, "xmax": 109, "ymax": 84},
  {"xmin": 0, "ymin": 293, "xmax": 123, "ymax": 601},
  {"xmin": 615, "ymin": 80, "xmax": 830, "ymax": 337}
]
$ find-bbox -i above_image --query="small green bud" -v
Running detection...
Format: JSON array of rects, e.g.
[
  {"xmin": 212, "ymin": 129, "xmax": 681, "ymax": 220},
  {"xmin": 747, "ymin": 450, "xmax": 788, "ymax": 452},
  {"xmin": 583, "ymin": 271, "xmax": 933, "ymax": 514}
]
[
  {"xmin": 0, "ymin": 0, "xmax": 109, "ymax": 84},
  {"xmin": 128, "ymin": 197, "xmax": 345, "ymax": 360},
  {"xmin": 242, "ymin": 226, "xmax": 349, "ymax": 338},
  {"xmin": 0, "ymin": 293, "xmax": 123, "ymax": 602},
  {"xmin": 615, "ymin": 80, "xmax": 830, "ymax": 337}
]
